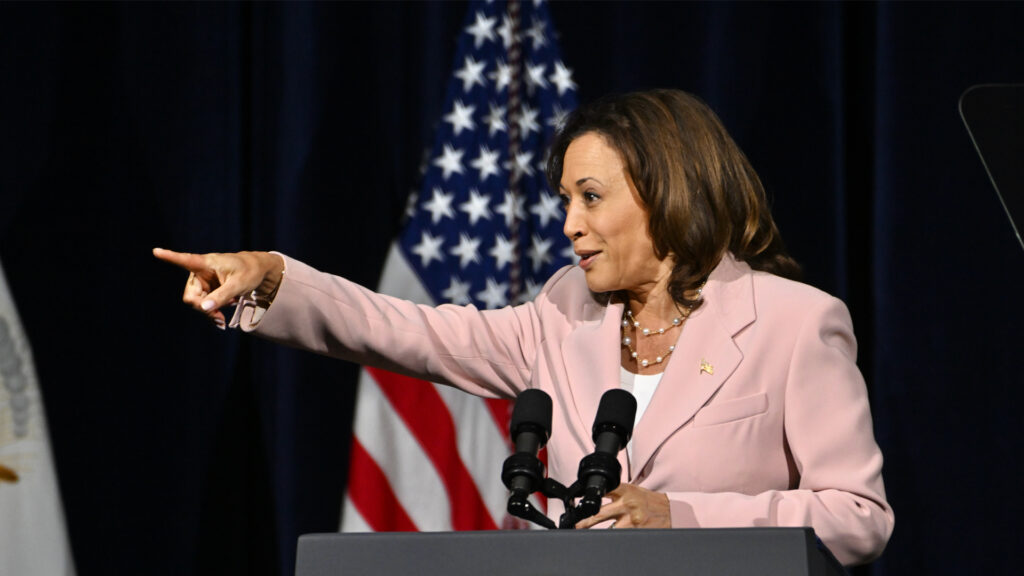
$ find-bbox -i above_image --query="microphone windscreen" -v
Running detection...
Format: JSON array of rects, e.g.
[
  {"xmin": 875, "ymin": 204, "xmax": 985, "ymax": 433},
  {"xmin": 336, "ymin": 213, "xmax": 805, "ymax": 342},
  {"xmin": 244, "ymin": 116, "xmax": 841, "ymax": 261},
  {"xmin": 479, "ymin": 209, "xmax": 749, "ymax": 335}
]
[
  {"xmin": 510, "ymin": 389, "xmax": 553, "ymax": 439},
  {"xmin": 593, "ymin": 389, "xmax": 638, "ymax": 438}
]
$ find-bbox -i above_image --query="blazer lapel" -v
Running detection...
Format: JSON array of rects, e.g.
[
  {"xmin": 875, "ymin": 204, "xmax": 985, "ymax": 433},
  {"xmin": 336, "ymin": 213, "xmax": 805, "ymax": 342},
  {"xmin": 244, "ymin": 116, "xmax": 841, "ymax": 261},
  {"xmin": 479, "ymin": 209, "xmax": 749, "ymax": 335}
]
[
  {"xmin": 629, "ymin": 255, "xmax": 756, "ymax": 478},
  {"xmin": 561, "ymin": 296, "xmax": 625, "ymax": 448}
]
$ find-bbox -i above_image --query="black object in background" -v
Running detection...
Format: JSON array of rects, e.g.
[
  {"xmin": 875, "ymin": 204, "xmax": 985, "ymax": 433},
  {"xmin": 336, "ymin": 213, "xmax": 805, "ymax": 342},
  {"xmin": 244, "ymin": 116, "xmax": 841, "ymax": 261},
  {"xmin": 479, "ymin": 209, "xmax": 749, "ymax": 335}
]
[{"xmin": 960, "ymin": 84, "xmax": 1024, "ymax": 252}]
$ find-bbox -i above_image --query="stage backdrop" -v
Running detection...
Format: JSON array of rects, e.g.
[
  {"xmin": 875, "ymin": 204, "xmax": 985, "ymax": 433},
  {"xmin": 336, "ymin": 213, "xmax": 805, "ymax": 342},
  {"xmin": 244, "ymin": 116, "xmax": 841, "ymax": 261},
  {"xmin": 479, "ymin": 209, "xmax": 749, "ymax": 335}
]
[{"xmin": 1, "ymin": 2, "xmax": 1022, "ymax": 575}]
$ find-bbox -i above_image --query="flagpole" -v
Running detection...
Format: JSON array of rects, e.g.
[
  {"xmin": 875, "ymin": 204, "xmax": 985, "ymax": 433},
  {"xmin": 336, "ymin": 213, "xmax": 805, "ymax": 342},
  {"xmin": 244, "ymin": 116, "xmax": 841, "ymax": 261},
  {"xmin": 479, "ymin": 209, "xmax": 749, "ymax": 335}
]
[{"xmin": 505, "ymin": 0, "xmax": 523, "ymax": 305}]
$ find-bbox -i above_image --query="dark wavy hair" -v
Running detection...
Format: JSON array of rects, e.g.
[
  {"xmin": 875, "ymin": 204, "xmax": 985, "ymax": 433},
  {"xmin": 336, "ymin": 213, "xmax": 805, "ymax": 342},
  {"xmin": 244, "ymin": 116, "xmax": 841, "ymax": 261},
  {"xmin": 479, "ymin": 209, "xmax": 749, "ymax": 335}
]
[{"xmin": 546, "ymin": 89, "xmax": 801, "ymax": 309}]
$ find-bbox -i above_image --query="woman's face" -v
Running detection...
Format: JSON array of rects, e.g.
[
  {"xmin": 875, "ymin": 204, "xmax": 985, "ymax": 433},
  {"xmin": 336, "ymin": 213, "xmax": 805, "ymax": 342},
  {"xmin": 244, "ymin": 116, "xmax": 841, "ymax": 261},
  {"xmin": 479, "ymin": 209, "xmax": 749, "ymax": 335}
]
[{"xmin": 558, "ymin": 132, "xmax": 673, "ymax": 297}]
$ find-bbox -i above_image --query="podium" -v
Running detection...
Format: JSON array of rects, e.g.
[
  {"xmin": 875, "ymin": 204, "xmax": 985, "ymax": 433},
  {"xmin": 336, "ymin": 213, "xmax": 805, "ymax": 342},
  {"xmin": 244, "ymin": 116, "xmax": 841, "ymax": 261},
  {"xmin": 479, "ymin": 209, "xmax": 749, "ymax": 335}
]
[{"xmin": 295, "ymin": 528, "xmax": 846, "ymax": 576}]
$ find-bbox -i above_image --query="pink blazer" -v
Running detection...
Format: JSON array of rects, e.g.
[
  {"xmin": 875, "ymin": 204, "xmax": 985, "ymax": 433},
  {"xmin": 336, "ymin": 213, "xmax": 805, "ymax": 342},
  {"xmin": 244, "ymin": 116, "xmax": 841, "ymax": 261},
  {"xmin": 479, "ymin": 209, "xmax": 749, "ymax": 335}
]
[{"xmin": 234, "ymin": 252, "xmax": 894, "ymax": 565}]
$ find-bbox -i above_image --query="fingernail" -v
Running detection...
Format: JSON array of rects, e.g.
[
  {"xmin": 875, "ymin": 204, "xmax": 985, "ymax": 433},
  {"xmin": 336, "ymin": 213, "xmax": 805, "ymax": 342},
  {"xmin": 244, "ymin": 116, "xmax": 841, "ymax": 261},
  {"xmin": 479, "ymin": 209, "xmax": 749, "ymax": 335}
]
[
  {"xmin": 201, "ymin": 299, "xmax": 215, "ymax": 311},
  {"xmin": 214, "ymin": 318, "xmax": 226, "ymax": 330}
]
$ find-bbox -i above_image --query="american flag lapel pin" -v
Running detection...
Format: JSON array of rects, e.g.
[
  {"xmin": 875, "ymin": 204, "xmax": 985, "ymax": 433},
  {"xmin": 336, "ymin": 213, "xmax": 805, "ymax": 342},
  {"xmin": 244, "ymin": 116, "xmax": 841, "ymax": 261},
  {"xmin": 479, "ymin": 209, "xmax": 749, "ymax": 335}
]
[{"xmin": 700, "ymin": 359, "xmax": 714, "ymax": 375}]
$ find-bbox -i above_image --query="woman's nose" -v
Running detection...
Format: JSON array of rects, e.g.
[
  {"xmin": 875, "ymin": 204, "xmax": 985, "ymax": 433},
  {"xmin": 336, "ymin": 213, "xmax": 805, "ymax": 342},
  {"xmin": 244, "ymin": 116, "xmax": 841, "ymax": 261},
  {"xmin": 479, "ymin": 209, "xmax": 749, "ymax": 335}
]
[{"xmin": 562, "ymin": 204, "xmax": 584, "ymax": 240}]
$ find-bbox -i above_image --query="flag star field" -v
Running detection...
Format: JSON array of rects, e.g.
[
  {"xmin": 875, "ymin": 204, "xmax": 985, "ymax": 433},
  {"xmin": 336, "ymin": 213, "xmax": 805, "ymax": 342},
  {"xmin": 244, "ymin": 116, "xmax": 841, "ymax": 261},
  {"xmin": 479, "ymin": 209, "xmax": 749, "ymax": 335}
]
[{"xmin": 400, "ymin": 0, "xmax": 578, "ymax": 310}]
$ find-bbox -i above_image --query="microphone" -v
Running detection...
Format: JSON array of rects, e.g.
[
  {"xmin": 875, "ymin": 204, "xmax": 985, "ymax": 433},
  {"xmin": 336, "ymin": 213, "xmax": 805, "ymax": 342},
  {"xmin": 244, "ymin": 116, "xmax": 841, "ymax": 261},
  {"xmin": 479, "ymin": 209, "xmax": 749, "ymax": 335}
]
[
  {"xmin": 501, "ymin": 389, "xmax": 553, "ymax": 499},
  {"xmin": 575, "ymin": 389, "xmax": 637, "ymax": 519}
]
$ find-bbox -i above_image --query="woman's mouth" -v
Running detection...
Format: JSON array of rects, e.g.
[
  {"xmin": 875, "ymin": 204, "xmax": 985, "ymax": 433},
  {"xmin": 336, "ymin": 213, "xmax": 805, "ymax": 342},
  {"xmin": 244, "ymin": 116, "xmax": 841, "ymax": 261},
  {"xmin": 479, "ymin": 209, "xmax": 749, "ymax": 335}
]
[{"xmin": 576, "ymin": 250, "xmax": 601, "ymax": 270}]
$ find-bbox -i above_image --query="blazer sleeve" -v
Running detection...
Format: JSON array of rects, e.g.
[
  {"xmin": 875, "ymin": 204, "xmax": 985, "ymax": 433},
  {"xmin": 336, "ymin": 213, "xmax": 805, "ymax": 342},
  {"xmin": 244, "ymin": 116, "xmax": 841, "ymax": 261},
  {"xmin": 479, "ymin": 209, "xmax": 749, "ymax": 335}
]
[
  {"xmin": 231, "ymin": 254, "xmax": 568, "ymax": 400},
  {"xmin": 665, "ymin": 296, "xmax": 894, "ymax": 566}
]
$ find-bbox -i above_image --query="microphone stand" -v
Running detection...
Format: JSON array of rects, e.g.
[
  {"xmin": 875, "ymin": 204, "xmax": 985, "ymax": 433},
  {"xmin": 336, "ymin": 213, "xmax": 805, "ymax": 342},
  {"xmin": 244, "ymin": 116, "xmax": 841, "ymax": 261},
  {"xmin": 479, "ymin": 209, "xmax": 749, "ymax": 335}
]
[
  {"xmin": 502, "ymin": 473, "xmax": 608, "ymax": 530},
  {"xmin": 503, "ymin": 388, "xmax": 633, "ymax": 530}
]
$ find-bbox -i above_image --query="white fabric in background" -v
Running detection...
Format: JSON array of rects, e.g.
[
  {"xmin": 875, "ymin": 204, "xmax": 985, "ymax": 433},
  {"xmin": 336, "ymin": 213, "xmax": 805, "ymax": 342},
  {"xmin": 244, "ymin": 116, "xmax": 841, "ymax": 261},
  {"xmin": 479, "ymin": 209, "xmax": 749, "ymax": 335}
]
[{"xmin": 0, "ymin": 261, "xmax": 76, "ymax": 576}]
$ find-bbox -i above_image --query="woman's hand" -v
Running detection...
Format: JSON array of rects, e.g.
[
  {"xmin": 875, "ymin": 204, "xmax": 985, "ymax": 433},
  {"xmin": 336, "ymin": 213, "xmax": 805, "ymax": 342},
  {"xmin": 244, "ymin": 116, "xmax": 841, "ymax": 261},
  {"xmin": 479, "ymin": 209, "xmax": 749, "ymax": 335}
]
[
  {"xmin": 574, "ymin": 483, "xmax": 672, "ymax": 529},
  {"xmin": 153, "ymin": 248, "xmax": 284, "ymax": 328}
]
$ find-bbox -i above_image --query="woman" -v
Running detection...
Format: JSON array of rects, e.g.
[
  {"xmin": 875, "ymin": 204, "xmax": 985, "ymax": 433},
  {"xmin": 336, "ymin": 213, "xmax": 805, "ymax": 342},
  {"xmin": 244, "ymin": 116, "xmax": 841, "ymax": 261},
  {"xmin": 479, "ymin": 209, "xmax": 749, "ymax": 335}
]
[{"xmin": 155, "ymin": 89, "xmax": 893, "ymax": 565}]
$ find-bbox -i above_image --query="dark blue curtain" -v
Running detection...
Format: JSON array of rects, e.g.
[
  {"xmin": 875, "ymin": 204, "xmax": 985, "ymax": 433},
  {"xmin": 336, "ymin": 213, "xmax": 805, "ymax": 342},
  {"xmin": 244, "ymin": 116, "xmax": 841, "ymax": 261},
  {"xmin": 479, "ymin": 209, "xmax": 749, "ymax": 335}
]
[{"xmin": 2, "ymin": 2, "xmax": 1021, "ymax": 575}]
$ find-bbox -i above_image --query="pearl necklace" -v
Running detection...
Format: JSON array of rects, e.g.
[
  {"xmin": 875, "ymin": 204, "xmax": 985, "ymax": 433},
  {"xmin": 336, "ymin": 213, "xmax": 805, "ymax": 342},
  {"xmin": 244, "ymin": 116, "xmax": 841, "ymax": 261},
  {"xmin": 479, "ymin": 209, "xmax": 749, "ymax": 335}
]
[
  {"xmin": 621, "ymin": 284, "xmax": 704, "ymax": 368},
  {"xmin": 625, "ymin": 309, "xmax": 683, "ymax": 336},
  {"xmin": 621, "ymin": 313, "xmax": 682, "ymax": 368}
]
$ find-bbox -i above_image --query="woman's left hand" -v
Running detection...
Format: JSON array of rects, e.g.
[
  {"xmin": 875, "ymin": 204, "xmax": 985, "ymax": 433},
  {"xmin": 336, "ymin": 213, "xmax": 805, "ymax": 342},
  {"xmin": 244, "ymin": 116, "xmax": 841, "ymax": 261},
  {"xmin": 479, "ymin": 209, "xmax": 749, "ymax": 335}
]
[{"xmin": 574, "ymin": 483, "xmax": 672, "ymax": 529}]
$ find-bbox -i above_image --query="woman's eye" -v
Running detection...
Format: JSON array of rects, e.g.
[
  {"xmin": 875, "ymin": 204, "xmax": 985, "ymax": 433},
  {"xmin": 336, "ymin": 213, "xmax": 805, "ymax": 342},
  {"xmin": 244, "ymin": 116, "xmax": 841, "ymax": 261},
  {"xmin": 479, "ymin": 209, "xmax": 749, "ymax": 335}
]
[
  {"xmin": 558, "ymin": 194, "xmax": 570, "ymax": 209},
  {"xmin": 583, "ymin": 191, "xmax": 600, "ymax": 203}
]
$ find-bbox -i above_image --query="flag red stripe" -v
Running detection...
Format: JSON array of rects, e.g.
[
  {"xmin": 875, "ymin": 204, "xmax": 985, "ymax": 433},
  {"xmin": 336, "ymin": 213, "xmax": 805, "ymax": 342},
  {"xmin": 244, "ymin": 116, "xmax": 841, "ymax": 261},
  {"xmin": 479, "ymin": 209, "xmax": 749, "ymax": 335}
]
[
  {"xmin": 347, "ymin": 436, "xmax": 419, "ymax": 531},
  {"xmin": 368, "ymin": 367, "xmax": 499, "ymax": 530}
]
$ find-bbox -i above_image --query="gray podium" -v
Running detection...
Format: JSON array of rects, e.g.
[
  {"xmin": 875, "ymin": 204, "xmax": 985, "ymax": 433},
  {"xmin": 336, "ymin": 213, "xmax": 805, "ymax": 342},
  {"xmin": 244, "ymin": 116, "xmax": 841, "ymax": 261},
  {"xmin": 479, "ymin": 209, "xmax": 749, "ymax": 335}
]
[{"xmin": 295, "ymin": 528, "xmax": 846, "ymax": 576}]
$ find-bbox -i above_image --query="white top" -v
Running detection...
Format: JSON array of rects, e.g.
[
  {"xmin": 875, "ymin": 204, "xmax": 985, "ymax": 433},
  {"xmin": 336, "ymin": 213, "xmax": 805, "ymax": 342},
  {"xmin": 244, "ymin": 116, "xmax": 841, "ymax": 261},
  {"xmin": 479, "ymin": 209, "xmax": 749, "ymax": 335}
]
[{"xmin": 619, "ymin": 366, "xmax": 663, "ymax": 461}]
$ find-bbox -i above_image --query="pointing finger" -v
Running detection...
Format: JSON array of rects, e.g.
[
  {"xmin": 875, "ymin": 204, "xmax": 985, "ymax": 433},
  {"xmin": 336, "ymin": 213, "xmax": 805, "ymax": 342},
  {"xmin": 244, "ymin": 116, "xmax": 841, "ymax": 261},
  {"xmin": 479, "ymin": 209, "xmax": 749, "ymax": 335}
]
[{"xmin": 153, "ymin": 247, "xmax": 210, "ymax": 273}]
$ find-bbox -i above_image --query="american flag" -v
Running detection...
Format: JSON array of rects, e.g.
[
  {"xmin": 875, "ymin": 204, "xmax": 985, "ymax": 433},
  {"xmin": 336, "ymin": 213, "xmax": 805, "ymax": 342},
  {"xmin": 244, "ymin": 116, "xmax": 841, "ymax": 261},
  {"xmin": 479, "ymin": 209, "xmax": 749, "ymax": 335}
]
[{"xmin": 340, "ymin": 0, "xmax": 577, "ymax": 532}]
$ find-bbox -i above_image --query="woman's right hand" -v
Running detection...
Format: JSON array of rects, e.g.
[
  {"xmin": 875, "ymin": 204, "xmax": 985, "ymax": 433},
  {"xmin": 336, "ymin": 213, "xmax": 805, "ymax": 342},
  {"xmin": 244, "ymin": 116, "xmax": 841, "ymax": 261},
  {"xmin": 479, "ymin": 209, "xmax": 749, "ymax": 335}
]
[{"xmin": 153, "ymin": 248, "xmax": 284, "ymax": 327}]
